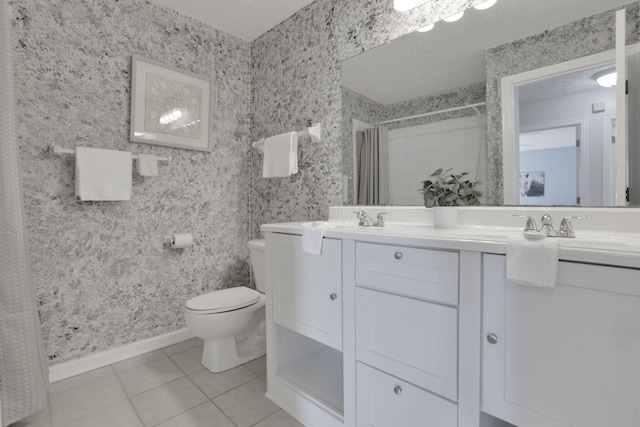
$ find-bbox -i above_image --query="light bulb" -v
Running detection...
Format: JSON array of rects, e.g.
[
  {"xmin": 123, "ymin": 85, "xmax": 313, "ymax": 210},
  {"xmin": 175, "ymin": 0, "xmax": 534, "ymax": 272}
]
[
  {"xmin": 474, "ymin": 0, "xmax": 497, "ymax": 10},
  {"xmin": 417, "ymin": 23, "xmax": 435, "ymax": 32},
  {"xmin": 443, "ymin": 11, "xmax": 464, "ymax": 22}
]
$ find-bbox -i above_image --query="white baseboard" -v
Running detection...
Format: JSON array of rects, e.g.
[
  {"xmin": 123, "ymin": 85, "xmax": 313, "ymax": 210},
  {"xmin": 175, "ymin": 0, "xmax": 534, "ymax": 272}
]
[{"xmin": 49, "ymin": 328, "xmax": 195, "ymax": 383}]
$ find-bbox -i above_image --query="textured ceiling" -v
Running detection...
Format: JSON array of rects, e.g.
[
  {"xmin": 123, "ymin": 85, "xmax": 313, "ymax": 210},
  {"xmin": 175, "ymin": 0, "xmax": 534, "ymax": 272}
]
[
  {"xmin": 148, "ymin": 0, "xmax": 315, "ymax": 42},
  {"xmin": 342, "ymin": 0, "xmax": 630, "ymax": 106}
]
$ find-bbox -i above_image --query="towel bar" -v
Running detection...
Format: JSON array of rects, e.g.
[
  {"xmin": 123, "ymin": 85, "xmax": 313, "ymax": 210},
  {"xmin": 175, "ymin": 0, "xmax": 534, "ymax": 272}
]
[
  {"xmin": 49, "ymin": 145, "xmax": 172, "ymax": 162},
  {"xmin": 253, "ymin": 123, "xmax": 321, "ymax": 153}
]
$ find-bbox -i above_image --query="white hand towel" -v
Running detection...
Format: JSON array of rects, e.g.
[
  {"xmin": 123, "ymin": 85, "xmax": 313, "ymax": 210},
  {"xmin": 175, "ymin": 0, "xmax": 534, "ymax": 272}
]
[
  {"xmin": 136, "ymin": 153, "xmax": 158, "ymax": 176},
  {"xmin": 302, "ymin": 223, "xmax": 331, "ymax": 255},
  {"xmin": 506, "ymin": 235, "xmax": 559, "ymax": 288},
  {"xmin": 75, "ymin": 146, "xmax": 132, "ymax": 201},
  {"xmin": 262, "ymin": 131, "xmax": 298, "ymax": 177}
]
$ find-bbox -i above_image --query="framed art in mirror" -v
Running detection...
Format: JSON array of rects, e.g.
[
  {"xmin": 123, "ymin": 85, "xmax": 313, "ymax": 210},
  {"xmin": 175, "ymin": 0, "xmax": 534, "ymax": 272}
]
[{"xmin": 130, "ymin": 54, "xmax": 212, "ymax": 152}]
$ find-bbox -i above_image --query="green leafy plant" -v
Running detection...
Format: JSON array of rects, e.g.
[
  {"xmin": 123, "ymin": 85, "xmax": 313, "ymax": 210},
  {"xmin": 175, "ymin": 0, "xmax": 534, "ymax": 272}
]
[{"xmin": 420, "ymin": 168, "xmax": 483, "ymax": 208}]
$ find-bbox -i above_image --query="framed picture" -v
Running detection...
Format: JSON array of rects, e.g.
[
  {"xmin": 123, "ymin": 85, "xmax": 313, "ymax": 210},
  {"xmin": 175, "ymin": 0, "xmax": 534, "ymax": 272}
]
[
  {"xmin": 130, "ymin": 54, "xmax": 212, "ymax": 152},
  {"xmin": 519, "ymin": 171, "xmax": 545, "ymax": 197}
]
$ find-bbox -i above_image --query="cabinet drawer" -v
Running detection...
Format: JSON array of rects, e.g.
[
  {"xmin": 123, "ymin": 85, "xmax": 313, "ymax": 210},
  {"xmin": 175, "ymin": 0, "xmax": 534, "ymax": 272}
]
[
  {"xmin": 356, "ymin": 362, "xmax": 457, "ymax": 427},
  {"xmin": 355, "ymin": 242, "xmax": 458, "ymax": 305},
  {"xmin": 356, "ymin": 287, "xmax": 458, "ymax": 401}
]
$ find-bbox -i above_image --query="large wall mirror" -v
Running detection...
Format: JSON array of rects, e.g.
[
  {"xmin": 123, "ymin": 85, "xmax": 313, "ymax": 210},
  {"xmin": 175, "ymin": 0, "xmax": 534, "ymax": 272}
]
[{"xmin": 341, "ymin": 0, "xmax": 638, "ymax": 207}]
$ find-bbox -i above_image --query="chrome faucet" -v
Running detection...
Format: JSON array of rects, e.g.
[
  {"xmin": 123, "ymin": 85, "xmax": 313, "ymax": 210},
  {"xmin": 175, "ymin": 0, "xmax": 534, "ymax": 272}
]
[
  {"xmin": 353, "ymin": 211, "xmax": 388, "ymax": 227},
  {"xmin": 354, "ymin": 210, "xmax": 374, "ymax": 226},
  {"xmin": 540, "ymin": 214, "xmax": 557, "ymax": 237},
  {"xmin": 514, "ymin": 214, "xmax": 586, "ymax": 238}
]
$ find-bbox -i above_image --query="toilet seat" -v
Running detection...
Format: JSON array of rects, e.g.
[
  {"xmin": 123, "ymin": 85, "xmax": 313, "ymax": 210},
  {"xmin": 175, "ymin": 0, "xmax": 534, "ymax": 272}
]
[{"xmin": 185, "ymin": 287, "xmax": 260, "ymax": 315}]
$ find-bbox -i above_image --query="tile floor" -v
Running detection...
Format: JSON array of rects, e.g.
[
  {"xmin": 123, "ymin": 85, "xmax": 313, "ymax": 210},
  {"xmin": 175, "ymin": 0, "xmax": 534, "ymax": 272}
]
[{"xmin": 12, "ymin": 338, "xmax": 303, "ymax": 427}]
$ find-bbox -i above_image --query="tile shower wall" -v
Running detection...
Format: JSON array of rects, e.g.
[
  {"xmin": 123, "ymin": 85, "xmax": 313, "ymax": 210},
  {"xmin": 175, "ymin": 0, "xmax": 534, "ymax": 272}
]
[
  {"xmin": 485, "ymin": 3, "xmax": 640, "ymax": 205},
  {"xmin": 388, "ymin": 115, "xmax": 486, "ymax": 205},
  {"xmin": 11, "ymin": 0, "xmax": 251, "ymax": 364},
  {"xmin": 342, "ymin": 83, "xmax": 486, "ymax": 205},
  {"xmin": 250, "ymin": 0, "xmax": 487, "ymax": 235}
]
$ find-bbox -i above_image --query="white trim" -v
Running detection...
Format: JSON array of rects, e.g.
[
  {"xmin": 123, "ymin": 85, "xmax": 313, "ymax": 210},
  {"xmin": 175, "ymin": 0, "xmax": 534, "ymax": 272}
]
[
  {"xmin": 501, "ymin": 49, "xmax": 616, "ymax": 204},
  {"xmin": 49, "ymin": 328, "xmax": 195, "ymax": 383}
]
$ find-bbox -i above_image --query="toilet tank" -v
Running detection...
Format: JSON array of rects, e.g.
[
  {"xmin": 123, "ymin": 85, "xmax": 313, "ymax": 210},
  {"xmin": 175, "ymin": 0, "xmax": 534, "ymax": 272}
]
[{"xmin": 248, "ymin": 239, "xmax": 266, "ymax": 293}]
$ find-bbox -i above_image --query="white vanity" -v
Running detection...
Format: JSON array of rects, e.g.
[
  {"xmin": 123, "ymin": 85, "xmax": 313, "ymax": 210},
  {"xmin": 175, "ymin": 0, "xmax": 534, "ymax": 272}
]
[{"xmin": 262, "ymin": 206, "xmax": 640, "ymax": 427}]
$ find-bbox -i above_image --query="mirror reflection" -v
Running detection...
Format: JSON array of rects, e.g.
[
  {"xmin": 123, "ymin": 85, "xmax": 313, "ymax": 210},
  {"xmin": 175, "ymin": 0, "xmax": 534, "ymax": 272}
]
[{"xmin": 341, "ymin": 0, "xmax": 636, "ymax": 207}]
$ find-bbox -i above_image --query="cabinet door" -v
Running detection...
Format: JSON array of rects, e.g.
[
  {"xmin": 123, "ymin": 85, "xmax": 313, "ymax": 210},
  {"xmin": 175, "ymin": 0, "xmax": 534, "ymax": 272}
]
[
  {"xmin": 356, "ymin": 287, "xmax": 458, "ymax": 401},
  {"xmin": 270, "ymin": 233, "xmax": 342, "ymax": 350},
  {"xmin": 356, "ymin": 362, "xmax": 457, "ymax": 427},
  {"xmin": 482, "ymin": 254, "xmax": 640, "ymax": 427}
]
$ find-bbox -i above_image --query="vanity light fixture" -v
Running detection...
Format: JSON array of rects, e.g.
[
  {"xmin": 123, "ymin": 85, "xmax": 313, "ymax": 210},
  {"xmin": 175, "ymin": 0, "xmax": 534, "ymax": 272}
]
[
  {"xmin": 474, "ymin": 0, "xmax": 497, "ymax": 10},
  {"xmin": 443, "ymin": 11, "xmax": 464, "ymax": 22},
  {"xmin": 394, "ymin": 0, "xmax": 430, "ymax": 12},
  {"xmin": 417, "ymin": 23, "xmax": 435, "ymax": 32},
  {"xmin": 592, "ymin": 68, "xmax": 617, "ymax": 88}
]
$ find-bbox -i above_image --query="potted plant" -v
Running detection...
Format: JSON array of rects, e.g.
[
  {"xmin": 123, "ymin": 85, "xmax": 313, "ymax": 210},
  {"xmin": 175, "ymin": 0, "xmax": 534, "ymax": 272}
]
[{"xmin": 420, "ymin": 168, "xmax": 482, "ymax": 227}]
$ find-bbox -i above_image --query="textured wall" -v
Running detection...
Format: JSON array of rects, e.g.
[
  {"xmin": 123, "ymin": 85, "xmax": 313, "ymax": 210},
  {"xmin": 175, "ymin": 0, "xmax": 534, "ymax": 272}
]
[
  {"xmin": 485, "ymin": 3, "xmax": 640, "ymax": 205},
  {"xmin": 11, "ymin": 0, "xmax": 251, "ymax": 364},
  {"xmin": 250, "ymin": 0, "xmax": 485, "ymax": 235}
]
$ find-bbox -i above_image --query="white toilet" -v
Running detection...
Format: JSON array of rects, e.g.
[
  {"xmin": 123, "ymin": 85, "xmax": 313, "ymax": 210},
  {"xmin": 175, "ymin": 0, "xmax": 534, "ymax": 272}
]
[{"xmin": 184, "ymin": 239, "xmax": 266, "ymax": 373}]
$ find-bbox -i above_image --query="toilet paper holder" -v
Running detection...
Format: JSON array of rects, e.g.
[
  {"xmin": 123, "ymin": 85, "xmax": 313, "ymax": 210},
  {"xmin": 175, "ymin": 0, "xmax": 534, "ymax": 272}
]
[{"xmin": 164, "ymin": 233, "xmax": 194, "ymax": 249}]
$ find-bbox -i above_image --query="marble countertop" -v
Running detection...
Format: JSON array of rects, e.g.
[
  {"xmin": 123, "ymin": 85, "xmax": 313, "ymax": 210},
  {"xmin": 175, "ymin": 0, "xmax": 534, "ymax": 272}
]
[{"xmin": 261, "ymin": 206, "xmax": 640, "ymax": 269}]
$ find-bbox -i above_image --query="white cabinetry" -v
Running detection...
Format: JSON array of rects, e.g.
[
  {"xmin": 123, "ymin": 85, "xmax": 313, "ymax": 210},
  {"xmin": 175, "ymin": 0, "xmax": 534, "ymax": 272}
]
[
  {"xmin": 354, "ymin": 242, "xmax": 460, "ymax": 427},
  {"xmin": 265, "ymin": 232, "xmax": 344, "ymax": 427},
  {"xmin": 482, "ymin": 254, "xmax": 640, "ymax": 427},
  {"xmin": 270, "ymin": 233, "xmax": 342, "ymax": 350}
]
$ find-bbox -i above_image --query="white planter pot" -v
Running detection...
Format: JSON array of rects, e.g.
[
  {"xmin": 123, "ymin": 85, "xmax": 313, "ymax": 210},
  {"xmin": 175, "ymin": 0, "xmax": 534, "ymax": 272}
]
[{"xmin": 433, "ymin": 206, "xmax": 458, "ymax": 228}]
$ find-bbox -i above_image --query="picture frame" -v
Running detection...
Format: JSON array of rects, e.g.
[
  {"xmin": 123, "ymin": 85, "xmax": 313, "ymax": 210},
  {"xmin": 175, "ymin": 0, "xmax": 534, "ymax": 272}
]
[
  {"xmin": 130, "ymin": 54, "xmax": 212, "ymax": 152},
  {"xmin": 519, "ymin": 171, "xmax": 545, "ymax": 197}
]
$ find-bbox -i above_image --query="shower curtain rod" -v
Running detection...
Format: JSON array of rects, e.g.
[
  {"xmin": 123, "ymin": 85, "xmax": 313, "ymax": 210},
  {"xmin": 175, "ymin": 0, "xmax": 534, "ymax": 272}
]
[{"xmin": 372, "ymin": 101, "xmax": 486, "ymax": 126}]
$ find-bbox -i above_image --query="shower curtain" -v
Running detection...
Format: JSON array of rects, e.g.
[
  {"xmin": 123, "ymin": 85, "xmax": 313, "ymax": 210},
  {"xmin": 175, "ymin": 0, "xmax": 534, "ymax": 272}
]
[
  {"xmin": 355, "ymin": 126, "xmax": 389, "ymax": 205},
  {"xmin": 0, "ymin": 2, "xmax": 50, "ymax": 426}
]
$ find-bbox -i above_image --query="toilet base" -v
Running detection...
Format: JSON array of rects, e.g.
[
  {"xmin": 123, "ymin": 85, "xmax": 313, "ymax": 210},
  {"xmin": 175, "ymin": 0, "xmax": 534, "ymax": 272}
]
[{"xmin": 201, "ymin": 336, "xmax": 266, "ymax": 373}]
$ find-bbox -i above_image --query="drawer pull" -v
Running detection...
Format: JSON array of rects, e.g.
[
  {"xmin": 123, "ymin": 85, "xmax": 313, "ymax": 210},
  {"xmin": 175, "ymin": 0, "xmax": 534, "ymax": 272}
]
[
  {"xmin": 487, "ymin": 333, "xmax": 498, "ymax": 344},
  {"xmin": 394, "ymin": 251, "xmax": 403, "ymax": 260},
  {"xmin": 330, "ymin": 293, "xmax": 338, "ymax": 301},
  {"xmin": 393, "ymin": 385, "xmax": 403, "ymax": 395}
]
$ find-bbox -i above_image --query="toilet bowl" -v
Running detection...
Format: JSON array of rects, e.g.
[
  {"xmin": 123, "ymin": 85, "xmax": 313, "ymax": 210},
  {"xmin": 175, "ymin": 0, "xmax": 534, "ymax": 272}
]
[{"xmin": 184, "ymin": 239, "xmax": 266, "ymax": 373}]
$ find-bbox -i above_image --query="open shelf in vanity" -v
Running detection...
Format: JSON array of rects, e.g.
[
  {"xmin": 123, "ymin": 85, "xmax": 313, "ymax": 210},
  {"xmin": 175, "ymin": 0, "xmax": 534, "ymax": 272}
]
[{"xmin": 275, "ymin": 325, "xmax": 344, "ymax": 417}]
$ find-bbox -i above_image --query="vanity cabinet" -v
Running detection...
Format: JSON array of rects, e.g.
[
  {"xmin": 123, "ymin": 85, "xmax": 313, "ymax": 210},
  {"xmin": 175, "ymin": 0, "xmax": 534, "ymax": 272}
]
[
  {"xmin": 265, "ymin": 232, "xmax": 345, "ymax": 427},
  {"xmin": 270, "ymin": 233, "xmax": 342, "ymax": 351},
  {"xmin": 354, "ymin": 242, "xmax": 460, "ymax": 427},
  {"xmin": 482, "ymin": 254, "xmax": 640, "ymax": 427}
]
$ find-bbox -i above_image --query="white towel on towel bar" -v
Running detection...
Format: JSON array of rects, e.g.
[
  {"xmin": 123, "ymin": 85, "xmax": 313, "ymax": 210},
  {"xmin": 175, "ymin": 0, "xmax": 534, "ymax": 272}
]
[
  {"xmin": 506, "ymin": 234, "xmax": 559, "ymax": 288},
  {"xmin": 262, "ymin": 131, "xmax": 298, "ymax": 177},
  {"xmin": 75, "ymin": 146, "xmax": 132, "ymax": 201}
]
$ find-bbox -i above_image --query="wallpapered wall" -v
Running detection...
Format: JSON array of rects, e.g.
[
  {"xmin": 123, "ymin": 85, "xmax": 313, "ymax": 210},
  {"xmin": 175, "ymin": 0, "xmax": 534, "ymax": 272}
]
[{"xmin": 11, "ymin": 0, "xmax": 251, "ymax": 364}]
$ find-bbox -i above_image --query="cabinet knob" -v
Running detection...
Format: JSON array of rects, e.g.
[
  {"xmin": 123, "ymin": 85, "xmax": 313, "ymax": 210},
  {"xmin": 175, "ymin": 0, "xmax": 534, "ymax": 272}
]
[
  {"xmin": 393, "ymin": 385, "xmax": 402, "ymax": 395},
  {"xmin": 330, "ymin": 293, "xmax": 338, "ymax": 301},
  {"xmin": 394, "ymin": 252, "xmax": 403, "ymax": 260},
  {"xmin": 487, "ymin": 333, "xmax": 498, "ymax": 344}
]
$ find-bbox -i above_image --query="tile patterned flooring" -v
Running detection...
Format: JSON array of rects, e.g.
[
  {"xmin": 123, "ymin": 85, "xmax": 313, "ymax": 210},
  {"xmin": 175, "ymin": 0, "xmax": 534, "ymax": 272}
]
[{"xmin": 12, "ymin": 338, "xmax": 303, "ymax": 427}]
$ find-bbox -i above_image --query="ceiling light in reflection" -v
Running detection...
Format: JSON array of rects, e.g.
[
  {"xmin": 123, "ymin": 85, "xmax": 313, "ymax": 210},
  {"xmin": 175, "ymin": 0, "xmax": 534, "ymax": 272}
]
[
  {"xmin": 592, "ymin": 69, "xmax": 617, "ymax": 88},
  {"xmin": 443, "ymin": 11, "xmax": 464, "ymax": 22},
  {"xmin": 474, "ymin": 0, "xmax": 497, "ymax": 10},
  {"xmin": 417, "ymin": 23, "xmax": 435, "ymax": 32},
  {"xmin": 394, "ymin": 0, "xmax": 430, "ymax": 12}
]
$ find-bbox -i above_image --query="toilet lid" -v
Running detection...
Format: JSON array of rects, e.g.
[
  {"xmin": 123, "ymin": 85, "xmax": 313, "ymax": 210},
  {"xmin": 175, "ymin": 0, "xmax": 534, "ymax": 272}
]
[{"xmin": 186, "ymin": 287, "xmax": 260, "ymax": 314}]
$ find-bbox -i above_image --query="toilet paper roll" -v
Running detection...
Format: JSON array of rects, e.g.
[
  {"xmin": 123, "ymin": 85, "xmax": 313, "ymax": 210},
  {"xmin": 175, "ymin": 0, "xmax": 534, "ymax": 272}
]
[{"xmin": 171, "ymin": 234, "xmax": 193, "ymax": 249}]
